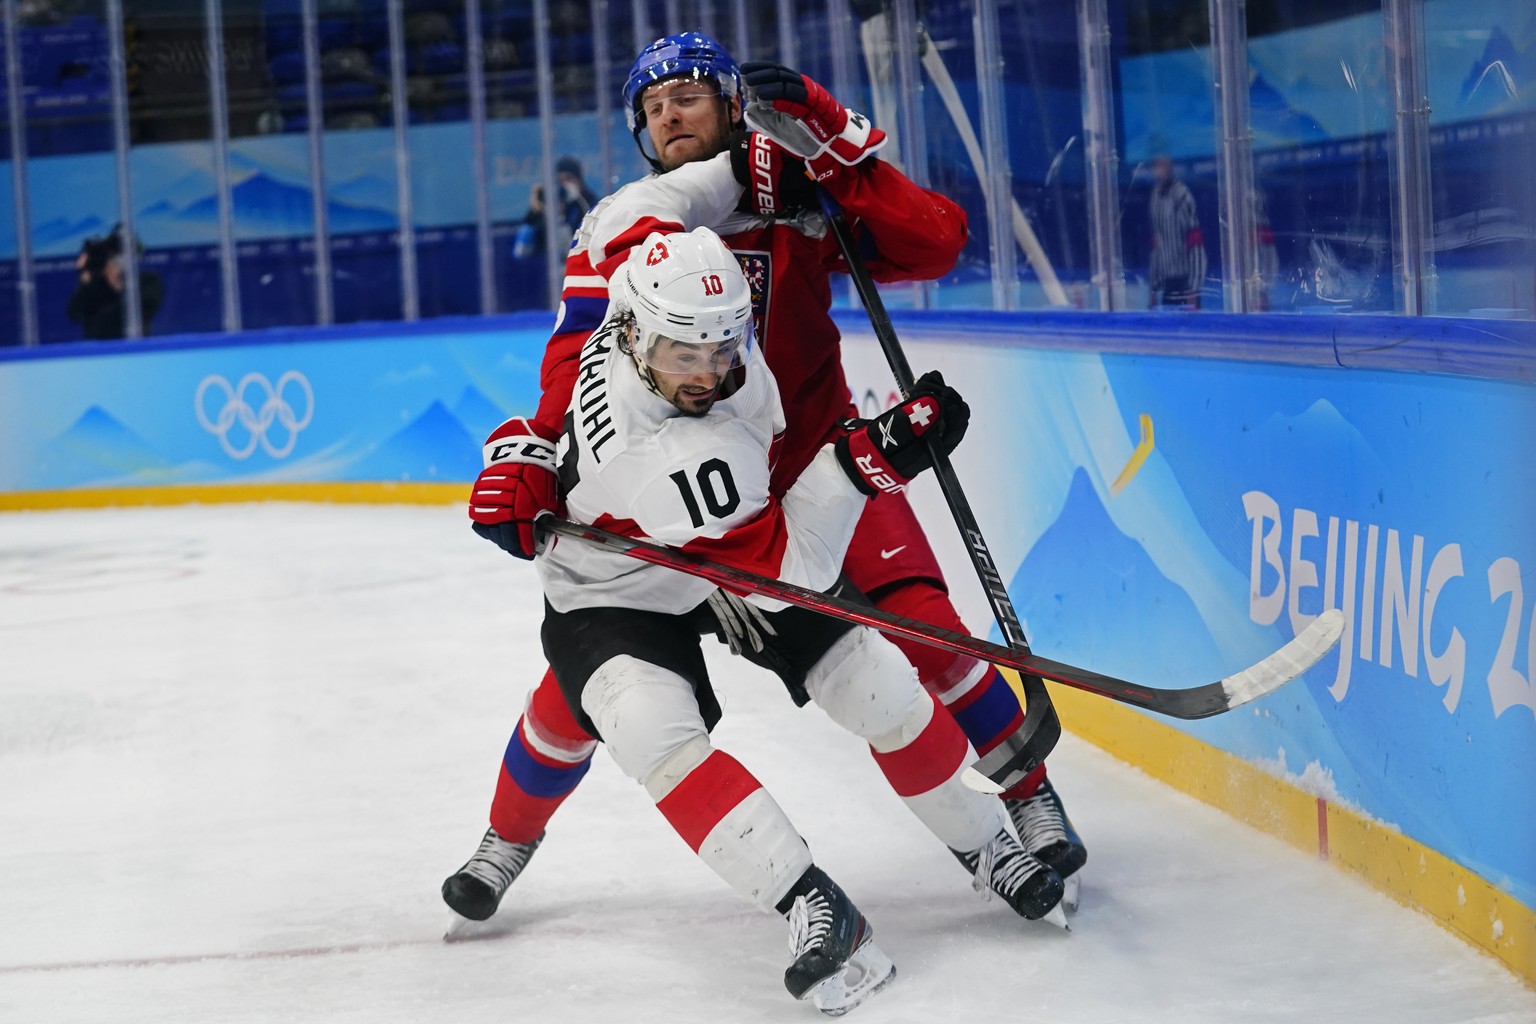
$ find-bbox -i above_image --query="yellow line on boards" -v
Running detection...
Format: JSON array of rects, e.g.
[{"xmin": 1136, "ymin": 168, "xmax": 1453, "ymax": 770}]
[
  {"xmin": 0, "ymin": 482, "xmax": 465, "ymax": 511},
  {"xmin": 999, "ymin": 668, "xmax": 1534, "ymax": 989}
]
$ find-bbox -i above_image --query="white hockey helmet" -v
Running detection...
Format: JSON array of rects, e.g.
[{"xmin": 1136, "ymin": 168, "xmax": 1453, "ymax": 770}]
[{"xmin": 613, "ymin": 227, "xmax": 754, "ymax": 381}]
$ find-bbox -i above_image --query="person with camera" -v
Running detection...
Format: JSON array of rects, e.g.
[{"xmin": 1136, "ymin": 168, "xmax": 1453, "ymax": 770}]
[
  {"xmin": 66, "ymin": 226, "xmax": 164, "ymax": 340},
  {"xmin": 513, "ymin": 155, "xmax": 599, "ymax": 260}
]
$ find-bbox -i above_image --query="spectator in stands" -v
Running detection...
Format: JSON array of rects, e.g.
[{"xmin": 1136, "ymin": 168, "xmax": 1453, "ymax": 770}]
[
  {"xmin": 514, "ymin": 155, "xmax": 598, "ymax": 259},
  {"xmin": 66, "ymin": 225, "xmax": 164, "ymax": 340},
  {"xmin": 1147, "ymin": 154, "xmax": 1207, "ymax": 310}
]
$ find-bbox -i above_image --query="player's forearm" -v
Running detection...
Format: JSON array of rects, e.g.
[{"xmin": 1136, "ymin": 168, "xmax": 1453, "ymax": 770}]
[{"xmin": 820, "ymin": 160, "xmax": 969, "ymax": 282}]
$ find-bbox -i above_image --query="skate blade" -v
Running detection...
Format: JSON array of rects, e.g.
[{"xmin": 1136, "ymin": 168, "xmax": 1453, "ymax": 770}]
[
  {"xmin": 810, "ymin": 941, "xmax": 897, "ymax": 1016},
  {"xmin": 443, "ymin": 911, "xmax": 496, "ymax": 942},
  {"xmin": 1040, "ymin": 901, "xmax": 1070, "ymax": 931},
  {"xmin": 1061, "ymin": 872, "xmax": 1081, "ymax": 914}
]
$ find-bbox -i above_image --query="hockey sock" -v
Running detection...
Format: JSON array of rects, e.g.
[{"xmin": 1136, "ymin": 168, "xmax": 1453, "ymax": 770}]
[
  {"xmin": 871, "ymin": 583, "xmax": 1050, "ymax": 802},
  {"xmin": 867, "ymin": 690, "xmax": 968, "ymax": 793},
  {"xmin": 654, "ymin": 748, "xmax": 812, "ymax": 910},
  {"xmin": 872, "ymin": 583, "xmax": 1023, "ymax": 746},
  {"xmin": 868, "ymin": 690, "xmax": 1002, "ymax": 854},
  {"xmin": 488, "ymin": 668, "xmax": 597, "ymax": 844},
  {"xmin": 944, "ymin": 668, "xmax": 1048, "ymax": 801}
]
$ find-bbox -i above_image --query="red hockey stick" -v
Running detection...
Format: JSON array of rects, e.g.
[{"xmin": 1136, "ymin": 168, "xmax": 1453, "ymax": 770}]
[{"xmin": 538, "ymin": 515, "xmax": 1345, "ymax": 789}]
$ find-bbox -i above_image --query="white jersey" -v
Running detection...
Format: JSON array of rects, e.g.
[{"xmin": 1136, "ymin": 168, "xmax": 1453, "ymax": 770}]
[{"xmin": 535, "ymin": 317, "xmax": 867, "ymax": 615}]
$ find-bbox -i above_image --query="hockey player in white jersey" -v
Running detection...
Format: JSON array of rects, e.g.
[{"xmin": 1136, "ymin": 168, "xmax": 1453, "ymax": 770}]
[{"xmin": 518, "ymin": 226, "xmax": 1042, "ymax": 1014}]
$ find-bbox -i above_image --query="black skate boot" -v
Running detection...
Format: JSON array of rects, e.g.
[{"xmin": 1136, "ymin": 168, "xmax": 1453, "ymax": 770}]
[
  {"xmin": 777, "ymin": 866, "xmax": 895, "ymax": 1015},
  {"xmin": 1007, "ymin": 777, "xmax": 1087, "ymax": 879},
  {"xmin": 441, "ymin": 828, "xmax": 543, "ymax": 925},
  {"xmin": 953, "ymin": 828, "xmax": 1067, "ymax": 928}
]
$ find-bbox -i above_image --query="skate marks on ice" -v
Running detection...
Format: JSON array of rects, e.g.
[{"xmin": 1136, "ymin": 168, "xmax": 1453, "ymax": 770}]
[{"xmin": 0, "ymin": 504, "xmax": 1532, "ymax": 1024}]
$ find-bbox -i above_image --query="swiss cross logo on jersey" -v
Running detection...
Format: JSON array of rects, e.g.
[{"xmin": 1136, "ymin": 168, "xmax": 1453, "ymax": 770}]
[
  {"xmin": 645, "ymin": 240, "xmax": 670, "ymax": 266},
  {"xmin": 732, "ymin": 249, "xmax": 772, "ymax": 342}
]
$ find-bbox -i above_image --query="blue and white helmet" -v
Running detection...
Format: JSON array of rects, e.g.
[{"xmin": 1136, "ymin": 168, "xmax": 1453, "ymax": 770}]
[{"xmin": 622, "ymin": 31, "xmax": 742, "ymax": 134}]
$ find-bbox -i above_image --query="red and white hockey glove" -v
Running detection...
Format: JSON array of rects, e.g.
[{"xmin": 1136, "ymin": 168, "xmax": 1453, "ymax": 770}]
[
  {"xmin": 729, "ymin": 130, "xmax": 818, "ymax": 218},
  {"xmin": 468, "ymin": 416, "xmax": 561, "ymax": 560},
  {"xmin": 741, "ymin": 61, "xmax": 887, "ymax": 177},
  {"xmin": 834, "ymin": 371, "xmax": 970, "ymax": 497}
]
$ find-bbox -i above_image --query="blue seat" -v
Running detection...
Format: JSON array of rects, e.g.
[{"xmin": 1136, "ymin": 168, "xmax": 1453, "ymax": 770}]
[
  {"xmin": 482, "ymin": 10, "xmax": 534, "ymax": 41},
  {"xmin": 325, "ymin": 80, "xmax": 379, "ymax": 107},
  {"xmin": 264, "ymin": 19, "xmax": 303, "ymax": 57},
  {"xmin": 556, "ymin": 32, "xmax": 594, "ymax": 67},
  {"xmin": 317, "ymin": 17, "xmax": 355, "ymax": 51},
  {"xmin": 268, "ymin": 49, "xmax": 306, "ymax": 86},
  {"xmin": 416, "ymin": 41, "xmax": 464, "ymax": 76}
]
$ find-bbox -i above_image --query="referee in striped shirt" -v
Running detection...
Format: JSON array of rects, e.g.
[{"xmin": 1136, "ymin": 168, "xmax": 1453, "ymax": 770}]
[{"xmin": 1147, "ymin": 155, "xmax": 1208, "ymax": 309}]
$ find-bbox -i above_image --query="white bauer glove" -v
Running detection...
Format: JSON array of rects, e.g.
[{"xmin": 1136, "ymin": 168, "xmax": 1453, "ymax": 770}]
[{"xmin": 741, "ymin": 61, "xmax": 888, "ymax": 179}]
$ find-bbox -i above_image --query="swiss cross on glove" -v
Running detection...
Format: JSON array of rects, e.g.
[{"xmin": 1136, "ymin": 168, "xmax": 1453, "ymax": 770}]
[
  {"xmin": 740, "ymin": 61, "xmax": 888, "ymax": 177},
  {"xmin": 468, "ymin": 416, "xmax": 561, "ymax": 559},
  {"xmin": 835, "ymin": 371, "xmax": 970, "ymax": 497}
]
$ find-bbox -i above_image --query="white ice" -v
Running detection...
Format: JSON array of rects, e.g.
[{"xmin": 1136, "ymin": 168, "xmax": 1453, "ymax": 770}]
[{"xmin": 2, "ymin": 503, "xmax": 1531, "ymax": 1024}]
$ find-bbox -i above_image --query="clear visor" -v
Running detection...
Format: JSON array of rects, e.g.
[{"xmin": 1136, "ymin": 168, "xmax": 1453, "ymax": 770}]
[
  {"xmin": 635, "ymin": 322, "xmax": 751, "ymax": 377},
  {"xmin": 635, "ymin": 71, "xmax": 720, "ymax": 127}
]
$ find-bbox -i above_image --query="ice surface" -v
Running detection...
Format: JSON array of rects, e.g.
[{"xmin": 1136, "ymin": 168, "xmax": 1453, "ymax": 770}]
[{"xmin": 2, "ymin": 503, "xmax": 1532, "ymax": 1023}]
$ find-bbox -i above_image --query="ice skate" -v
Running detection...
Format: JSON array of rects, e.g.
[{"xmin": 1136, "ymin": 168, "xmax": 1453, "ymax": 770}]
[
  {"xmin": 780, "ymin": 866, "xmax": 895, "ymax": 1015},
  {"xmin": 1007, "ymin": 777, "xmax": 1086, "ymax": 911},
  {"xmin": 954, "ymin": 828, "xmax": 1068, "ymax": 929},
  {"xmin": 441, "ymin": 828, "xmax": 543, "ymax": 935}
]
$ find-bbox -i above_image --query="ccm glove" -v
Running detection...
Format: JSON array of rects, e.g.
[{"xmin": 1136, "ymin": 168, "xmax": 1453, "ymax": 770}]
[
  {"xmin": 468, "ymin": 416, "xmax": 560, "ymax": 559},
  {"xmin": 740, "ymin": 61, "xmax": 887, "ymax": 175},
  {"xmin": 834, "ymin": 371, "xmax": 970, "ymax": 497},
  {"xmin": 729, "ymin": 131, "xmax": 818, "ymax": 217}
]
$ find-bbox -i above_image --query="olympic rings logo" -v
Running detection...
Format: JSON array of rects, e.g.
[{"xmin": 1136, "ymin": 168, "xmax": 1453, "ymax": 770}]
[{"xmin": 195, "ymin": 371, "xmax": 315, "ymax": 460}]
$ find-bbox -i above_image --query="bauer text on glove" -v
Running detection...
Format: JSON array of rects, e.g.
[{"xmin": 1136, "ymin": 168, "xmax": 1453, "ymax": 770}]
[{"xmin": 834, "ymin": 371, "xmax": 970, "ymax": 496}]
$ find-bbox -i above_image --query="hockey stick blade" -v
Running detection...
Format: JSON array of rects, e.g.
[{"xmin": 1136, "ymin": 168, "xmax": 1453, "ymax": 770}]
[
  {"xmin": 963, "ymin": 607, "xmax": 1346, "ymax": 793},
  {"xmin": 538, "ymin": 515, "xmax": 1346, "ymax": 721}
]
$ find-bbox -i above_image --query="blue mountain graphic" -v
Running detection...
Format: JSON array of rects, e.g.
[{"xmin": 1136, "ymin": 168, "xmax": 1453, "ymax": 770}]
[
  {"xmin": 1458, "ymin": 26, "xmax": 1525, "ymax": 111},
  {"xmin": 138, "ymin": 198, "xmax": 180, "ymax": 219},
  {"xmin": 173, "ymin": 173, "xmax": 311, "ymax": 223},
  {"xmin": 451, "ymin": 385, "xmax": 512, "ymax": 443},
  {"xmin": 170, "ymin": 173, "xmax": 396, "ymax": 232},
  {"xmin": 347, "ymin": 400, "xmax": 480, "ymax": 481},
  {"xmin": 324, "ymin": 197, "xmax": 399, "ymax": 233},
  {"xmin": 33, "ymin": 214, "xmax": 109, "ymax": 249},
  {"xmin": 1250, "ymin": 70, "xmax": 1329, "ymax": 146},
  {"xmin": 1012, "ymin": 467, "xmax": 1225, "ymax": 686},
  {"xmin": 329, "ymin": 173, "xmax": 400, "ymax": 213},
  {"xmin": 36, "ymin": 406, "xmax": 174, "ymax": 488}
]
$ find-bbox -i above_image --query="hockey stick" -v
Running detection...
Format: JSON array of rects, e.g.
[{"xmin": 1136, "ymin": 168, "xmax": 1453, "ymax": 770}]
[
  {"xmin": 538, "ymin": 514, "xmax": 1346, "ymax": 730},
  {"xmin": 816, "ymin": 191, "xmax": 1061, "ymax": 792},
  {"xmin": 916, "ymin": 24, "xmax": 1070, "ymax": 307}
]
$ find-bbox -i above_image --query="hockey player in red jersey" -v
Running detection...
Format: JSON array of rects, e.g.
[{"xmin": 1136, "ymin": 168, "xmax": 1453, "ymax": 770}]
[
  {"xmin": 444, "ymin": 31, "xmax": 1085, "ymax": 930},
  {"xmin": 528, "ymin": 226, "xmax": 1051, "ymax": 1010}
]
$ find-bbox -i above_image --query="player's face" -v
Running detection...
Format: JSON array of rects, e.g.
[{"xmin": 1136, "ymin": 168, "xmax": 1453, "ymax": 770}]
[
  {"xmin": 645, "ymin": 333, "xmax": 739, "ymax": 416},
  {"xmin": 640, "ymin": 77, "xmax": 741, "ymax": 171}
]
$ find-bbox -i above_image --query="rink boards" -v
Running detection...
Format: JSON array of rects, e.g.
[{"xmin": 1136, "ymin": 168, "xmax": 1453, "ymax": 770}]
[{"xmin": 1, "ymin": 308, "xmax": 1532, "ymax": 986}]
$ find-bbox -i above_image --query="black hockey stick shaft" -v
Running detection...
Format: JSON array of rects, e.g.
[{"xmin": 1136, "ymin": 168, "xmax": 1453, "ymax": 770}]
[
  {"xmin": 537, "ymin": 515, "xmax": 1345, "ymax": 724},
  {"xmin": 819, "ymin": 192, "xmax": 1059, "ymax": 789}
]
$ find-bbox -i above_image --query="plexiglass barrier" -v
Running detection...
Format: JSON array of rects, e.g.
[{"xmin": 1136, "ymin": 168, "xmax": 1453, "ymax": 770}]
[{"xmin": 2, "ymin": 0, "xmax": 1531, "ymax": 346}]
